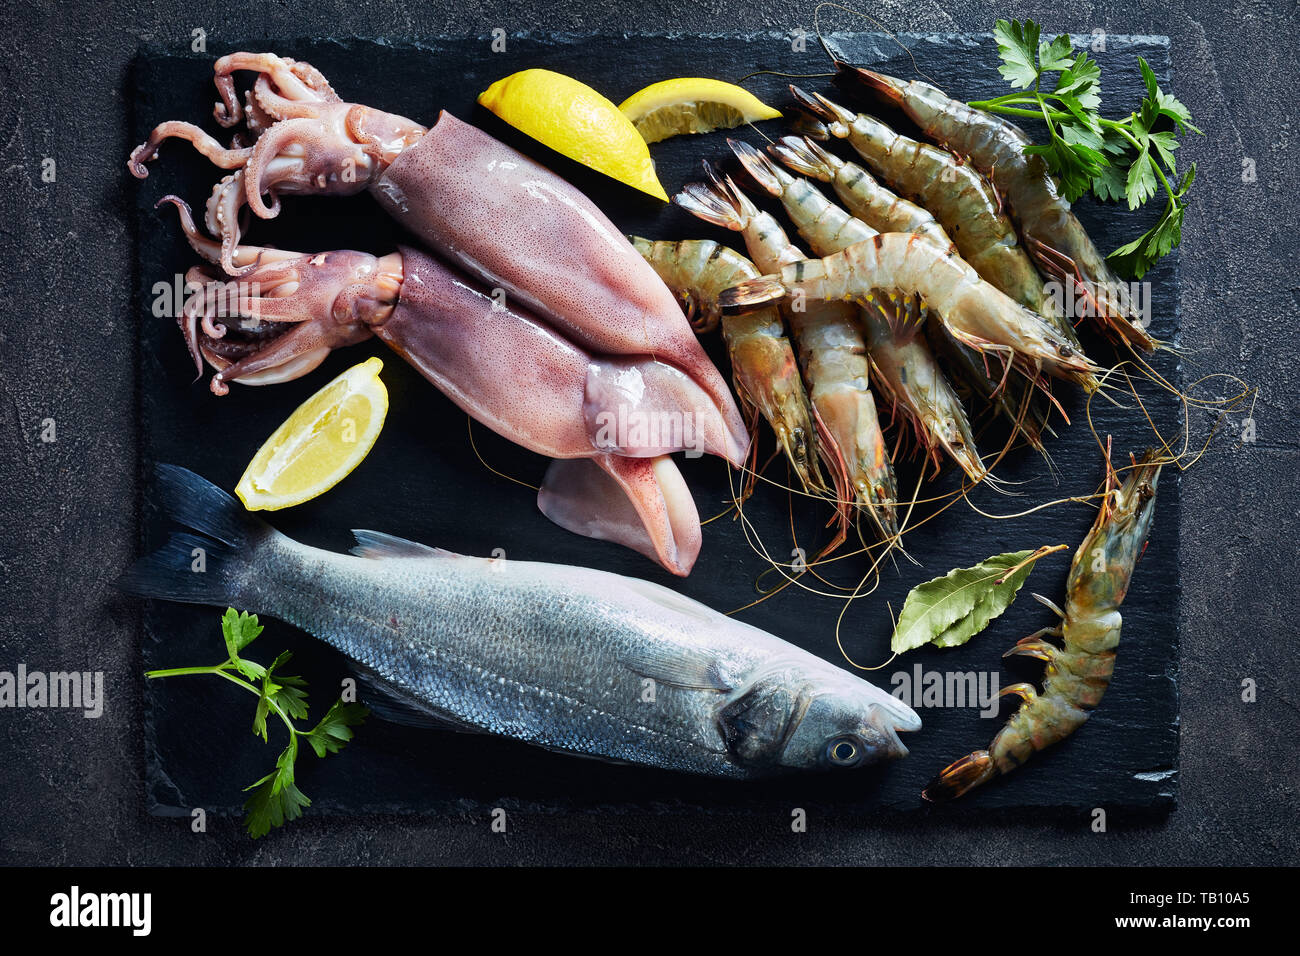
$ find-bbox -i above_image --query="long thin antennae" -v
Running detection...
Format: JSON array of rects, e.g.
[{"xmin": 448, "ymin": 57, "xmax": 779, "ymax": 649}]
[{"xmin": 811, "ymin": 2, "xmax": 941, "ymax": 88}]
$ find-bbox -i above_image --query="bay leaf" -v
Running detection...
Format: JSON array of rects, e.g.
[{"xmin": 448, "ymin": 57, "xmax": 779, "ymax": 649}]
[{"xmin": 890, "ymin": 548, "xmax": 1057, "ymax": 654}]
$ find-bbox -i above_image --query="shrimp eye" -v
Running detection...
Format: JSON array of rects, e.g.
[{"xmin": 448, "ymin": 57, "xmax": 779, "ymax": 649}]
[
  {"xmin": 826, "ymin": 736, "xmax": 862, "ymax": 767},
  {"xmin": 1058, "ymin": 344, "xmax": 1075, "ymax": 358}
]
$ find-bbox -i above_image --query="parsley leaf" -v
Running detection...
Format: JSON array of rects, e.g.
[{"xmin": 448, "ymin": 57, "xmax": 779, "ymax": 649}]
[
  {"xmin": 1125, "ymin": 150, "xmax": 1159, "ymax": 209},
  {"xmin": 1037, "ymin": 33, "xmax": 1075, "ymax": 73},
  {"xmin": 221, "ymin": 608, "xmax": 266, "ymax": 681},
  {"xmin": 222, "ymin": 607, "xmax": 263, "ymax": 655},
  {"xmin": 1054, "ymin": 53, "xmax": 1101, "ymax": 111},
  {"xmin": 993, "ymin": 18, "xmax": 1040, "ymax": 89},
  {"xmin": 146, "ymin": 608, "xmax": 368, "ymax": 839},
  {"xmin": 1107, "ymin": 163, "xmax": 1195, "ymax": 278},
  {"xmin": 305, "ymin": 699, "xmax": 369, "ymax": 758},
  {"xmin": 971, "ymin": 19, "xmax": 1203, "ymax": 277}
]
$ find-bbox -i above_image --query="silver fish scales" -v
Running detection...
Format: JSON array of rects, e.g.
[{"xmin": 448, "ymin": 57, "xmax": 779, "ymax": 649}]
[{"xmin": 123, "ymin": 466, "xmax": 921, "ymax": 779}]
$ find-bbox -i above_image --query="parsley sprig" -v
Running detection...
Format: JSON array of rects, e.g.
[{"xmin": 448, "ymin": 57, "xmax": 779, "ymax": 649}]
[
  {"xmin": 146, "ymin": 608, "xmax": 368, "ymax": 838},
  {"xmin": 968, "ymin": 19, "xmax": 1201, "ymax": 277}
]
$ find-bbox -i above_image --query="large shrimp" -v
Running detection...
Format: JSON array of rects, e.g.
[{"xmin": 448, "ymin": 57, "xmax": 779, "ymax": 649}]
[
  {"xmin": 790, "ymin": 86, "xmax": 1078, "ymax": 353},
  {"xmin": 922, "ymin": 449, "xmax": 1163, "ymax": 801},
  {"xmin": 718, "ymin": 234, "xmax": 1101, "ymax": 399},
  {"xmin": 924, "ymin": 320, "xmax": 1055, "ymax": 463},
  {"xmin": 773, "ymin": 135, "xmax": 1058, "ymax": 460},
  {"xmin": 629, "ymin": 236, "xmax": 829, "ymax": 501},
  {"xmin": 770, "ymin": 135, "xmax": 951, "ymax": 249},
  {"xmin": 675, "ymin": 168, "xmax": 896, "ymax": 542},
  {"xmin": 729, "ymin": 140, "xmax": 985, "ymax": 483},
  {"xmin": 844, "ymin": 67, "xmax": 1155, "ymax": 352}
]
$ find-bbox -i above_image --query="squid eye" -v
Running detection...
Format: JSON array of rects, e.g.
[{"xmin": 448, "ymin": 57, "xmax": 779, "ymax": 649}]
[{"xmin": 826, "ymin": 736, "xmax": 862, "ymax": 767}]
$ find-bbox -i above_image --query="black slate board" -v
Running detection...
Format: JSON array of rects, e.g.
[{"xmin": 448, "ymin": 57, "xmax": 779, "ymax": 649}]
[{"xmin": 132, "ymin": 32, "xmax": 1181, "ymax": 820}]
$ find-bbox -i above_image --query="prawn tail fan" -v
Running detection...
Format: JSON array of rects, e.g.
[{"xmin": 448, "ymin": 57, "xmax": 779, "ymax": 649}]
[
  {"xmin": 718, "ymin": 277, "xmax": 787, "ymax": 314},
  {"xmin": 922, "ymin": 750, "xmax": 998, "ymax": 802}
]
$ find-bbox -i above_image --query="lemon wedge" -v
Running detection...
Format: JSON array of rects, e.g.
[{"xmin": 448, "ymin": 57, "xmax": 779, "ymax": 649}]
[
  {"xmin": 236, "ymin": 357, "xmax": 388, "ymax": 511},
  {"xmin": 619, "ymin": 78, "xmax": 782, "ymax": 144},
  {"xmin": 478, "ymin": 69, "xmax": 669, "ymax": 201}
]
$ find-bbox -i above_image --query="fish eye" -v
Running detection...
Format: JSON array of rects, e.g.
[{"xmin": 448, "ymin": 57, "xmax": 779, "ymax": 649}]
[{"xmin": 826, "ymin": 736, "xmax": 862, "ymax": 767}]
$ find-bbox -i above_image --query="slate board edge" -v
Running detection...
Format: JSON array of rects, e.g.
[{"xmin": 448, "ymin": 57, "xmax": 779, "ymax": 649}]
[{"xmin": 130, "ymin": 33, "xmax": 1180, "ymax": 821}]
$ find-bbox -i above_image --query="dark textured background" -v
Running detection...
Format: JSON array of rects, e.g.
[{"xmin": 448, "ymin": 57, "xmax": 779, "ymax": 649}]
[{"xmin": 1, "ymin": 0, "xmax": 1295, "ymax": 865}]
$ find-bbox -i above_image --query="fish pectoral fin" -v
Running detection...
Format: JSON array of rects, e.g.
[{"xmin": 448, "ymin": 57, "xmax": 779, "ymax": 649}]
[
  {"xmin": 620, "ymin": 645, "xmax": 732, "ymax": 692},
  {"xmin": 350, "ymin": 665, "xmax": 485, "ymax": 734},
  {"xmin": 350, "ymin": 529, "xmax": 459, "ymax": 561}
]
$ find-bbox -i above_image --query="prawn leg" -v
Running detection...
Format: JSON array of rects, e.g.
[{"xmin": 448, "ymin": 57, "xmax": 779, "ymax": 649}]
[
  {"xmin": 923, "ymin": 449, "xmax": 1163, "ymax": 801},
  {"xmin": 732, "ymin": 140, "xmax": 985, "ymax": 482}
]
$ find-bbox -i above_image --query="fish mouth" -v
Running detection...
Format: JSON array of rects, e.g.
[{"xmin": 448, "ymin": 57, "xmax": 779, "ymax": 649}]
[{"xmin": 869, "ymin": 699, "xmax": 922, "ymax": 759}]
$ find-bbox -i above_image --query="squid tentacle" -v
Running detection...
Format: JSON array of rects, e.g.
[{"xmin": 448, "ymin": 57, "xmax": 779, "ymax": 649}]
[
  {"xmin": 128, "ymin": 121, "xmax": 254, "ymax": 178},
  {"xmin": 212, "ymin": 52, "xmax": 336, "ymax": 126}
]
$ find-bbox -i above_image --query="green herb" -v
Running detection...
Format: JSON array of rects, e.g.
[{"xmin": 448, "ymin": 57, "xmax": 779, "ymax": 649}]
[
  {"xmin": 890, "ymin": 545, "xmax": 1065, "ymax": 654},
  {"xmin": 969, "ymin": 19, "xmax": 1201, "ymax": 277},
  {"xmin": 146, "ymin": 608, "xmax": 368, "ymax": 838}
]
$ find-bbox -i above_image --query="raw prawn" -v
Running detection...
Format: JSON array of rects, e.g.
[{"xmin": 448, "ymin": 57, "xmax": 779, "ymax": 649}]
[
  {"xmin": 718, "ymin": 234, "xmax": 1101, "ymax": 395},
  {"xmin": 772, "ymin": 135, "xmax": 1059, "ymax": 458},
  {"xmin": 770, "ymin": 135, "xmax": 951, "ymax": 249},
  {"xmin": 629, "ymin": 236, "xmax": 827, "ymax": 498},
  {"xmin": 728, "ymin": 140, "xmax": 985, "ymax": 483},
  {"xmin": 790, "ymin": 86, "xmax": 1076, "ymax": 350},
  {"xmin": 676, "ymin": 167, "xmax": 896, "ymax": 541},
  {"xmin": 923, "ymin": 449, "xmax": 1163, "ymax": 801},
  {"xmin": 843, "ymin": 66, "xmax": 1156, "ymax": 351}
]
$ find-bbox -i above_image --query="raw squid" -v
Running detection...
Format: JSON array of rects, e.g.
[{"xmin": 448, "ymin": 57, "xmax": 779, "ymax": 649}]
[
  {"xmin": 128, "ymin": 52, "xmax": 748, "ymax": 462},
  {"xmin": 162, "ymin": 197, "xmax": 719, "ymax": 575}
]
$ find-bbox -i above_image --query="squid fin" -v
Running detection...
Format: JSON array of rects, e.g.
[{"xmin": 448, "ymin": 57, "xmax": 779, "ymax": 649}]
[{"xmin": 537, "ymin": 455, "xmax": 701, "ymax": 576}]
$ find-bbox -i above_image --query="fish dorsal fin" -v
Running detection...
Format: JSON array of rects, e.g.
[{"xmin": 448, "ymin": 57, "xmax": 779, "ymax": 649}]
[
  {"xmin": 350, "ymin": 529, "xmax": 458, "ymax": 561},
  {"xmin": 350, "ymin": 664, "xmax": 484, "ymax": 734},
  {"xmin": 613, "ymin": 576, "xmax": 719, "ymax": 628},
  {"xmin": 621, "ymin": 644, "xmax": 733, "ymax": 692}
]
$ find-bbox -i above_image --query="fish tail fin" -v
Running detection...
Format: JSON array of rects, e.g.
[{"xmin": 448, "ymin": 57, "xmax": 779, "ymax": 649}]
[{"xmin": 119, "ymin": 464, "xmax": 278, "ymax": 608}]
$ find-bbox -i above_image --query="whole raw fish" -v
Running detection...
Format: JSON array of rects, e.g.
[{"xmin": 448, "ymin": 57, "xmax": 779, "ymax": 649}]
[{"xmin": 123, "ymin": 466, "xmax": 920, "ymax": 778}]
